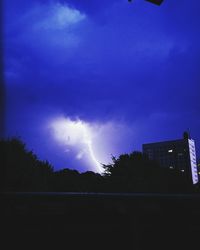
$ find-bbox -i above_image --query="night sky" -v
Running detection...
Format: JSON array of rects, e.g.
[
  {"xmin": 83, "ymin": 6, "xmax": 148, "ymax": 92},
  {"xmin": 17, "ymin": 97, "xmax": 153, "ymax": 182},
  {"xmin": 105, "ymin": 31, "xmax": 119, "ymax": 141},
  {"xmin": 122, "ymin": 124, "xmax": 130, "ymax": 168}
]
[{"xmin": 4, "ymin": 0, "xmax": 200, "ymax": 173}]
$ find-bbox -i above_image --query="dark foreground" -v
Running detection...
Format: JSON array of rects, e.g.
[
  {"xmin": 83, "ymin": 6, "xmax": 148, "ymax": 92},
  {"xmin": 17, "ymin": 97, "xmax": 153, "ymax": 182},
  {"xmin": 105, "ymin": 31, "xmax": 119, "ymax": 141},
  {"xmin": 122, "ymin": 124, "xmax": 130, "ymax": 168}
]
[{"xmin": 1, "ymin": 192, "xmax": 200, "ymax": 249}]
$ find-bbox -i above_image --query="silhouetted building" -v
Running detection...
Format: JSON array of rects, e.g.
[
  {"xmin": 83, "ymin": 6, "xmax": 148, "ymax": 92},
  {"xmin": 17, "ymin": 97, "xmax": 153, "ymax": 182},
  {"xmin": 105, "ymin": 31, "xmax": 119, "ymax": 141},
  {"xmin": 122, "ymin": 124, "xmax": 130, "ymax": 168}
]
[{"xmin": 143, "ymin": 132, "xmax": 199, "ymax": 184}]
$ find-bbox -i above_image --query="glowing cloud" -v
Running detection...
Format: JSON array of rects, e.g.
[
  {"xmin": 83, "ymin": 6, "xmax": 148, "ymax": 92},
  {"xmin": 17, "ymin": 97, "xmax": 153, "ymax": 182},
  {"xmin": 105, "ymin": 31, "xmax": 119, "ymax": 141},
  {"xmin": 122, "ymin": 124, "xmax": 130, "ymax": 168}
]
[
  {"xmin": 13, "ymin": 1, "xmax": 87, "ymax": 52},
  {"xmin": 47, "ymin": 116, "xmax": 136, "ymax": 172},
  {"xmin": 34, "ymin": 2, "xmax": 86, "ymax": 30},
  {"xmin": 48, "ymin": 117, "xmax": 104, "ymax": 173}
]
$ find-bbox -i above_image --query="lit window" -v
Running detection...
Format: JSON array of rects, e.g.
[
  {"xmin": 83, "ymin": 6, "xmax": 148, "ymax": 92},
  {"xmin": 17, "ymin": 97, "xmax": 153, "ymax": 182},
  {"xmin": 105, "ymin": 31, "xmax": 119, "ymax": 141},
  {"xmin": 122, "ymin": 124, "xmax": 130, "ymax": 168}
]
[{"xmin": 168, "ymin": 149, "xmax": 173, "ymax": 153}]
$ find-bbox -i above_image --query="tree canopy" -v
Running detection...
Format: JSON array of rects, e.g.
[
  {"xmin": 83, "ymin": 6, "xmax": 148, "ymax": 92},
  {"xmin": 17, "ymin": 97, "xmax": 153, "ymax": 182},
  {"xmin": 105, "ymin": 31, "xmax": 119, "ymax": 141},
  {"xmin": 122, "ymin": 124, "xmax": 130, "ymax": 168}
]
[{"xmin": 0, "ymin": 138, "xmax": 198, "ymax": 193}]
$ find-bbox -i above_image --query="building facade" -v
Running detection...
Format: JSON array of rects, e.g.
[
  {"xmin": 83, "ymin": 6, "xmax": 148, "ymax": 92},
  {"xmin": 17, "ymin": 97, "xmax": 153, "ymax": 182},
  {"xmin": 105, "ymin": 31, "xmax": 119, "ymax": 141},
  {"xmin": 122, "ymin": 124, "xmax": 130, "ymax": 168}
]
[{"xmin": 142, "ymin": 132, "xmax": 199, "ymax": 184}]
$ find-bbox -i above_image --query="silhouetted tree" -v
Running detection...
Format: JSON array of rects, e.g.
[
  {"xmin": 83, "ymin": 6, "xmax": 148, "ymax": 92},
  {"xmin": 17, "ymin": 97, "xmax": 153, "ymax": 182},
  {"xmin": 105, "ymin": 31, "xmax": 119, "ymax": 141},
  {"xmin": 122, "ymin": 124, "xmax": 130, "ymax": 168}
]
[
  {"xmin": 0, "ymin": 138, "xmax": 196, "ymax": 193},
  {"xmin": 0, "ymin": 137, "xmax": 53, "ymax": 191},
  {"xmin": 102, "ymin": 151, "xmax": 194, "ymax": 193},
  {"xmin": 80, "ymin": 171, "xmax": 103, "ymax": 192},
  {"xmin": 50, "ymin": 168, "xmax": 81, "ymax": 191}
]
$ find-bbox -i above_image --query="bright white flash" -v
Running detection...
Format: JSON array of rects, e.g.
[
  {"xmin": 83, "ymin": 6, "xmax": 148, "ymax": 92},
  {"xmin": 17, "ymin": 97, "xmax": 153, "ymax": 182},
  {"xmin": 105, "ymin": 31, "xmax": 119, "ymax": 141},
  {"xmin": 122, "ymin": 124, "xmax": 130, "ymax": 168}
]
[{"xmin": 49, "ymin": 117, "xmax": 103, "ymax": 173}]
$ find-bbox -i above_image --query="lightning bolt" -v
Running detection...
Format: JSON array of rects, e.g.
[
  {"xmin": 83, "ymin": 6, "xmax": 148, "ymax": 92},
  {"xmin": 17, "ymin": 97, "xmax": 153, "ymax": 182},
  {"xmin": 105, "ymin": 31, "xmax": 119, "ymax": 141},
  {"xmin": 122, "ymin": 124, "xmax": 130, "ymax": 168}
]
[{"xmin": 82, "ymin": 125, "xmax": 103, "ymax": 173}]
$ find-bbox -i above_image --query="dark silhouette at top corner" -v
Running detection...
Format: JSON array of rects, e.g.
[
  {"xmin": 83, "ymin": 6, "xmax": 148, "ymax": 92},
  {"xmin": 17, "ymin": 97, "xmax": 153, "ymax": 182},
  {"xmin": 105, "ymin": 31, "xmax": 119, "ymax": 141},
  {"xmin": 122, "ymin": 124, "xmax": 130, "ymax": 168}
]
[
  {"xmin": 145, "ymin": 0, "xmax": 164, "ymax": 5},
  {"xmin": 128, "ymin": 0, "xmax": 164, "ymax": 6}
]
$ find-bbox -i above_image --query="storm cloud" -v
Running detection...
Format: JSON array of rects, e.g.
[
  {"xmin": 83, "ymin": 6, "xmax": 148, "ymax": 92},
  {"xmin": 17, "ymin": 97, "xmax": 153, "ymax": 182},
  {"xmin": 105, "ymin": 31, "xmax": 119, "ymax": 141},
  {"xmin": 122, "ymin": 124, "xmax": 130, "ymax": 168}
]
[{"xmin": 4, "ymin": 0, "xmax": 200, "ymax": 171}]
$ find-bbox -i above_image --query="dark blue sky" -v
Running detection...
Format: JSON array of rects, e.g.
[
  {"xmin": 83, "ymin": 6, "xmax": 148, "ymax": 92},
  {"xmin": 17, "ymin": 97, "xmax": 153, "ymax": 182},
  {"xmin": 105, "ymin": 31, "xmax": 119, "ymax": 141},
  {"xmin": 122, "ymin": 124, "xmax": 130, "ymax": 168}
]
[{"xmin": 4, "ymin": 0, "xmax": 200, "ymax": 172}]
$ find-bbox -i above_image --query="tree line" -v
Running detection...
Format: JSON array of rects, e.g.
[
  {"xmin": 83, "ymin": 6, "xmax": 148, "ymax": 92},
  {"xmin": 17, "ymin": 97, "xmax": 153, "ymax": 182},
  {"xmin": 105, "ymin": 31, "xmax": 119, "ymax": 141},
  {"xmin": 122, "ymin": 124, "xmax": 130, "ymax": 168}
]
[{"xmin": 0, "ymin": 137, "xmax": 199, "ymax": 193}]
